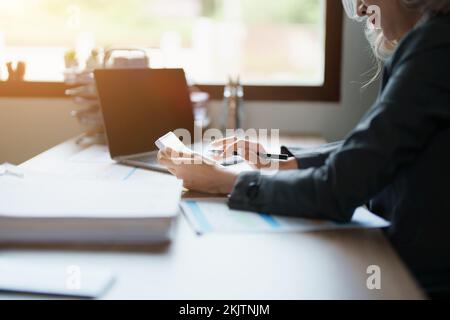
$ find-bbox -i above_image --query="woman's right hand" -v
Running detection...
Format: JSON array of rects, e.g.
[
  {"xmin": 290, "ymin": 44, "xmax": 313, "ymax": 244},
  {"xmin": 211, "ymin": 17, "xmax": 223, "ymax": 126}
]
[{"xmin": 210, "ymin": 136, "xmax": 298, "ymax": 170}]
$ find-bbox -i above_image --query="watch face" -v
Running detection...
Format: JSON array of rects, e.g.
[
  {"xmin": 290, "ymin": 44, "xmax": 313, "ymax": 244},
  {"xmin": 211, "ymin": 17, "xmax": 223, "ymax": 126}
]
[{"xmin": 247, "ymin": 181, "xmax": 260, "ymax": 200}]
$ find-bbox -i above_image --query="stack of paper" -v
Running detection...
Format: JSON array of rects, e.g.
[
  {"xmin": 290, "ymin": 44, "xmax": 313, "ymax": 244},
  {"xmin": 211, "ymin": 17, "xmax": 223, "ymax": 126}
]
[{"xmin": 0, "ymin": 173, "xmax": 183, "ymax": 245}]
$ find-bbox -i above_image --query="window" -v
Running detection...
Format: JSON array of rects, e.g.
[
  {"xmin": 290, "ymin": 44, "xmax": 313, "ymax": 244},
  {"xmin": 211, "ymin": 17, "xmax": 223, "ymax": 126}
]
[{"xmin": 0, "ymin": 0, "xmax": 342, "ymax": 100}]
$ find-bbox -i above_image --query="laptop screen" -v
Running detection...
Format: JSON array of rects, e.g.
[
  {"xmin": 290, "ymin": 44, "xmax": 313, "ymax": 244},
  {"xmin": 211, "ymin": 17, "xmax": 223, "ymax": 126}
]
[{"xmin": 94, "ymin": 68, "xmax": 195, "ymax": 158}]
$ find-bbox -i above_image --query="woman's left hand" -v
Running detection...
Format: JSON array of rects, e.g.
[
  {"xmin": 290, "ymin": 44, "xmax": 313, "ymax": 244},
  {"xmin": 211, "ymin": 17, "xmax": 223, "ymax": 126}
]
[{"xmin": 157, "ymin": 148, "xmax": 238, "ymax": 195}]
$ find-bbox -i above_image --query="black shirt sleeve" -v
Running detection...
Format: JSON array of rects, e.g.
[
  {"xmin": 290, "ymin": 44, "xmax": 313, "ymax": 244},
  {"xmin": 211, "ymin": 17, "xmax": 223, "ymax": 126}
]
[
  {"xmin": 284, "ymin": 141, "xmax": 343, "ymax": 169},
  {"xmin": 228, "ymin": 30, "xmax": 450, "ymax": 223}
]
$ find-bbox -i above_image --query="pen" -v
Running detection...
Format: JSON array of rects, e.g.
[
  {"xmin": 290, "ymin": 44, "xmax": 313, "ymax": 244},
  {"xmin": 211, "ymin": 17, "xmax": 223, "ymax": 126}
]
[
  {"xmin": 253, "ymin": 152, "xmax": 289, "ymax": 161},
  {"xmin": 209, "ymin": 150, "xmax": 289, "ymax": 160},
  {"xmin": 234, "ymin": 151, "xmax": 289, "ymax": 160}
]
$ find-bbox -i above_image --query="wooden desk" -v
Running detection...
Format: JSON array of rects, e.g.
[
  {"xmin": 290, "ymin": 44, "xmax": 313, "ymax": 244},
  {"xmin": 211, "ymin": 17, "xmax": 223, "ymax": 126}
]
[{"xmin": 0, "ymin": 136, "xmax": 425, "ymax": 299}]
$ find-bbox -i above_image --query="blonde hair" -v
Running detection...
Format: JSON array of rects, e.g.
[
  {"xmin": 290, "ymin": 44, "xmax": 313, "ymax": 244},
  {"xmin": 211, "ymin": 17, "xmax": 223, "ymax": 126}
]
[{"xmin": 364, "ymin": 0, "xmax": 450, "ymax": 86}]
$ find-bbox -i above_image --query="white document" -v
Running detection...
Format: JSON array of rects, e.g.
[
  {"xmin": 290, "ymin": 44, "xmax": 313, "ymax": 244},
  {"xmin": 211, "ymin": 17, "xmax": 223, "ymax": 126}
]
[
  {"xmin": 181, "ymin": 198, "xmax": 390, "ymax": 235},
  {"xmin": 0, "ymin": 175, "xmax": 182, "ymax": 218},
  {"xmin": 0, "ymin": 173, "xmax": 183, "ymax": 244},
  {"xmin": 38, "ymin": 146, "xmax": 162, "ymax": 181},
  {"xmin": 69, "ymin": 144, "xmax": 114, "ymax": 164}
]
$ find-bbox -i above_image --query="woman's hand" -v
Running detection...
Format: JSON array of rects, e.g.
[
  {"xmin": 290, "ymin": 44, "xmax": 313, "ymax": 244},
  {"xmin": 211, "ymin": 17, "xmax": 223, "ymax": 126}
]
[
  {"xmin": 158, "ymin": 148, "xmax": 238, "ymax": 195},
  {"xmin": 210, "ymin": 136, "xmax": 298, "ymax": 170}
]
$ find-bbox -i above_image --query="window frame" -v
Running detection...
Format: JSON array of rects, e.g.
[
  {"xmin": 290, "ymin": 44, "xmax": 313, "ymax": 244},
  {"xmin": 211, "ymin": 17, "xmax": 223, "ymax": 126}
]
[{"xmin": 0, "ymin": 0, "xmax": 343, "ymax": 101}]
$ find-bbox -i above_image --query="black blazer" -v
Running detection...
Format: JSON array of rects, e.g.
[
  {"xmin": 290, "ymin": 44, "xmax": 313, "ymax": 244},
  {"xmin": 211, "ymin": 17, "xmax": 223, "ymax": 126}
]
[{"xmin": 229, "ymin": 13, "xmax": 450, "ymax": 290}]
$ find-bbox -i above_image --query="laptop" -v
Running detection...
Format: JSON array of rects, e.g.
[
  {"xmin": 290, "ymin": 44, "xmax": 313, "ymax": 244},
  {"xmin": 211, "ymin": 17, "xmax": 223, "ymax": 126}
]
[{"xmin": 94, "ymin": 68, "xmax": 195, "ymax": 172}]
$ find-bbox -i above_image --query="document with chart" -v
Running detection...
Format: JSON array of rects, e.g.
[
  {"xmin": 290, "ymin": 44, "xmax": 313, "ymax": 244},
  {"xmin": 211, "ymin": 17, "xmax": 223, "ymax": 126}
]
[{"xmin": 181, "ymin": 199, "xmax": 390, "ymax": 235}]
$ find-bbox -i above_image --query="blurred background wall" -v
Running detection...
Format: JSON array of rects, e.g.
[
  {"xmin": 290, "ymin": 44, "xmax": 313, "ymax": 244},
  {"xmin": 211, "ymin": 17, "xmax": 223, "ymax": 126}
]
[{"xmin": 0, "ymin": 18, "xmax": 379, "ymax": 165}]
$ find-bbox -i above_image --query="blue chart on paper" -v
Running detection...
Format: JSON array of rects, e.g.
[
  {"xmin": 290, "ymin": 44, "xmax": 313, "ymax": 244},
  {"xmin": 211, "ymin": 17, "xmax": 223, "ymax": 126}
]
[
  {"xmin": 180, "ymin": 199, "xmax": 390, "ymax": 235},
  {"xmin": 183, "ymin": 200, "xmax": 282, "ymax": 234}
]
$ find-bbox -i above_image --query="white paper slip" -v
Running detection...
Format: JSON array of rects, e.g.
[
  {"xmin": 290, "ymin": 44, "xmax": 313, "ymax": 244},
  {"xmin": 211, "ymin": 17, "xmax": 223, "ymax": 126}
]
[
  {"xmin": 0, "ymin": 259, "xmax": 114, "ymax": 299},
  {"xmin": 180, "ymin": 199, "xmax": 390, "ymax": 235},
  {"xmin": 155, "ymin": 132, "xmax": 193, "ymax": 153},
  {"xmin": 155, "ymin": 132, "xmax": 218, "ymax": 163}
]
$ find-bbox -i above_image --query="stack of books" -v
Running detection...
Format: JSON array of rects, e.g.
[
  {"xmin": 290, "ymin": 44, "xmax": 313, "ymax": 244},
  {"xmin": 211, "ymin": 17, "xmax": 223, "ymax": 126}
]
[{"xmin": 64, "ymin": 49, "xmax": 107, "ymax": 144}]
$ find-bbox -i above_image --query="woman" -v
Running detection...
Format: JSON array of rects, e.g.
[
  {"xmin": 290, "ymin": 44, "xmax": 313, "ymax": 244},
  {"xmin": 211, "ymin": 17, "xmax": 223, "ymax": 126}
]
[{"xmin": 159, "ymin": 0, "xmax": 450, "ymax": 296}]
